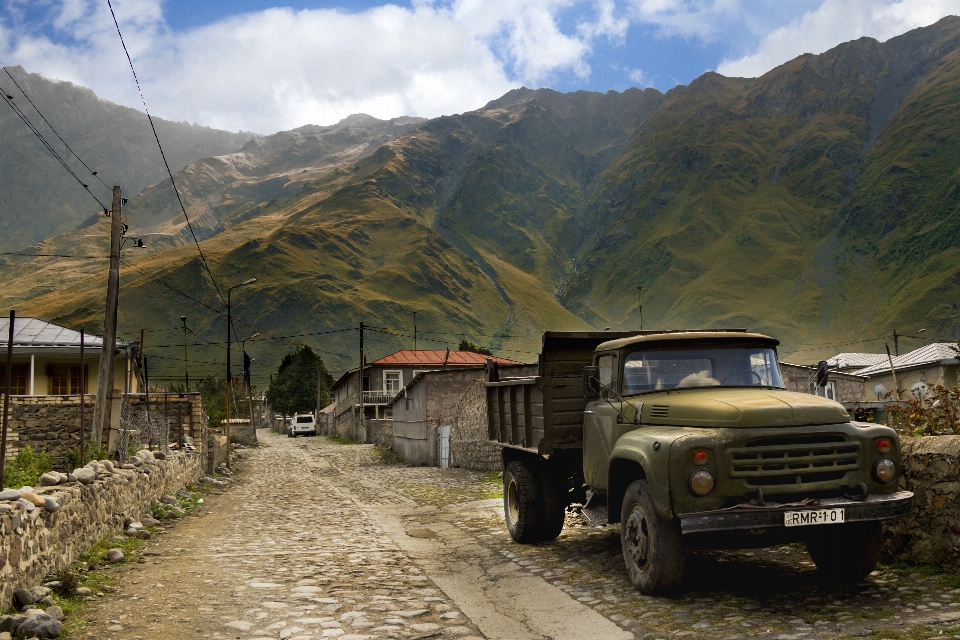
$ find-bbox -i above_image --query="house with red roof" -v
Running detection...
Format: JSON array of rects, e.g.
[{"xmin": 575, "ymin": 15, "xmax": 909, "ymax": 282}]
[{"xmin": 329, "ymin": 348, "xmax": 527, "ymax": 444}]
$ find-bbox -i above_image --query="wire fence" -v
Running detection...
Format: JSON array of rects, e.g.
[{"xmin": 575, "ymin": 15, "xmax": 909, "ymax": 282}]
[{"xmin": 118, "ymin": 400, "xmax": 170, "ymax": 462}]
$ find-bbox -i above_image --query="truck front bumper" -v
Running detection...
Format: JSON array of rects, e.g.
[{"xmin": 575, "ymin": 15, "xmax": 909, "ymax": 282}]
[{"xmin": 678, "ymin": 491, "xmax": 914, "ymax": 534}]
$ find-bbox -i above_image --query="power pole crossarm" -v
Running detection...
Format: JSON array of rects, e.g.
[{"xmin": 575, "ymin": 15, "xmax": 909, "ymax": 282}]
[{"xmin": 93, "ymin": 186, "xmax": 122, "ymax": 448}]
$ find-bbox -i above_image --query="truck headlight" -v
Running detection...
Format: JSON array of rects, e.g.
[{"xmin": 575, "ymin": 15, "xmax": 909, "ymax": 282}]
[
  {"xmin": 689, "ymin": 470, "xmax": 715, "ymax": 496},
  {"xmin": 874, "ymin": 458, "xmax": 896, "ymax": 483}
]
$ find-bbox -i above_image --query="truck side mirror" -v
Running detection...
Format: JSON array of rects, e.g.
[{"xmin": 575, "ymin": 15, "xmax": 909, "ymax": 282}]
[
  {"xmin": 583, "ymin": 366, "xmax": 600, "ymax": 399},
  {"xmin": 816, "ymin": 360, "xmax": 829, "ymax": 388}
]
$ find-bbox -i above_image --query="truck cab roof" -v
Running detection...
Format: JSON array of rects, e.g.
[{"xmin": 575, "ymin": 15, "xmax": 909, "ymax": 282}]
[{"xmin": 596, "ymin": 330, "xmax": 777, "ymax": 352}]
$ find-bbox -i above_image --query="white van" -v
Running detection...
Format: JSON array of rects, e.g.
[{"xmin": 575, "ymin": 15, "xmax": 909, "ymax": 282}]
[{"xmin": 289, "ymin": 414, "xmax": 317, "ymax": 437}]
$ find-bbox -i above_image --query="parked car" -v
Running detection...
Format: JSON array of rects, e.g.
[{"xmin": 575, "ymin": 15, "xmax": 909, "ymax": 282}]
[{"xmin": 289, "ymin": 414, "xmax": 317, "ymax": 437}]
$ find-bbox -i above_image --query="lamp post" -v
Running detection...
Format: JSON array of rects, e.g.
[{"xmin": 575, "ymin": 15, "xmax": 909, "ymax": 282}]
[
  {"xmin": 226, "ymin": 278, "xmax": 256, "ymax": 468},
  {"xmin": 181, "ymin": 316, "xmax": 189, "ymax": 391},
  {"xmin": 241, "ymin": 332, "xmax": 260, "ymax": 429}
]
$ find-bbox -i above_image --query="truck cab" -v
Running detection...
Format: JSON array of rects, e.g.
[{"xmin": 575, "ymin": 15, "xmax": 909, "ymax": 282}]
[{"xmin": 487, "ymin": 330, "xmax": 913, "ymax": 594}]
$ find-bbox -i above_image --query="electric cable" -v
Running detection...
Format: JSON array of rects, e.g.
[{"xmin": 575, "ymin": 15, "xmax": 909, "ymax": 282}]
[
  {"xmin": 106, "ymin": 0, "xmax": 226, "ymax": 307},
  {"xmin": 0, "ymin": 252, "xmax": 106, "ymax": 258}
]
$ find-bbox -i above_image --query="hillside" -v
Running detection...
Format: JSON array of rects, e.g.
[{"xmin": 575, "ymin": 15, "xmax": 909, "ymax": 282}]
[
  {"xmin": 4, "ymin": 17, "xmax": 960, "ymax": 382},
  {"xmin": 0, "ymin": 66, "xmax": 256, "ymax": 252}
]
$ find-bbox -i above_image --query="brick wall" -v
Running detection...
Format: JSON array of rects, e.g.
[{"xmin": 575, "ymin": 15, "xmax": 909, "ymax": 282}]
[{"xmin": 451, "ymin": 380, "xmax": 501, "ymax": 471}]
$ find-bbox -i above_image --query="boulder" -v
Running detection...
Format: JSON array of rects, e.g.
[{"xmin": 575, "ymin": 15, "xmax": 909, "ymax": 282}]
[
  {"xmin": 73, "ymin": 587, "xmax": 91, "ymax": 597},
  {"xmin": 101, "ymin": 460, "xmax": 115, "ymax": 473},
  {"xmin": 106, "ymin": 548, "xmax": 124, "ymax": 563},
  {"xmin": 42, "ymin": 497, "xmax": 59, "ymax": 512},
  {"xmin": 59, "ymin": 473, "xmax": 71, "ymax": 483},
  {"xmin": 19, "ymin": 493, "xmax": 45, "ymax": 508},
  {"xmin": 12, "ymin": 588, "xmax": 34, "ymax": 608},
  {"xmin": 74, "ymin": 468, "xmax": 96, "ymax": 485},
  {"xmin": 27, "ymin": 587, "xmax": 50, "ymax": 603},
  {"xmin": 14, "ymin": 613, "xmax": 62, "ymax": 638},
  {"xmin": 37, "ymin": 473, "xmax": 60, "ymax": 487},
  {"xmin": 0, "ymin": 489, "xmax": 22, "ymax": 501},
  {"xmin": 43, "ymin": 607, "xmax": 63, "ymax": 622}
]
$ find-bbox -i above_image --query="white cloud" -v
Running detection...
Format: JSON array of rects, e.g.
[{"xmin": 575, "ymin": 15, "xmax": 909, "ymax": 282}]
[
  {"xmin": 717, "ymin": 0, "xmax": 960, "ymax": 78},
  {"xmin": 0, "ymin": 0, "xmax": 630, "ymax": 133}
]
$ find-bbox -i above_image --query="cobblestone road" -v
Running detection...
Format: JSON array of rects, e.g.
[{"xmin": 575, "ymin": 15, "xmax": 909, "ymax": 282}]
[{"xmin": 76, "ymin": 431, "xmax": 960, "ymax": 640}]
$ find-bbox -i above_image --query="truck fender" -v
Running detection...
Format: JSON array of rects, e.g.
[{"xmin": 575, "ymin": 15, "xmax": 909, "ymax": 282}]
[{"xmin": 607, "ymin": 430, "xmax": 684, "ymax": 523}]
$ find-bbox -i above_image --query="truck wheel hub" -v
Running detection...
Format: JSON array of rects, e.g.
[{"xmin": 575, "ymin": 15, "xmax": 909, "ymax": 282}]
[
  {"xmin": 507, "ymin": 480, "xmax": 520, "ymax": 523},
  {"xmin": 625, "ymin": 509, "xmax": 649, "ymax": 566}
]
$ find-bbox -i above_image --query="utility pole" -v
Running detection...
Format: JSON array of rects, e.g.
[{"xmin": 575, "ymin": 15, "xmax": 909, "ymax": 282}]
[
  {"xmin": 1, "ymin": 310, "xmax": 15, "ymax": 489},
  {"xmin": 885, "ymin": 344, "xmax": 901, "ymax": 400},
  {"xmin": 358, "ymin": 322, "xmax": 364, "ymax": 439},
  {"xmin": 79, "ymin": 328, "xmax": 85, "ymax": 468},
  {"xmin": 181, "ymin": 316, "xmax": 189, "ymax": 391},
  {"xmin": 316, "ymin": 359, "xmax": 322, "ymax": 423},
  {"xmin": 412, "ymin": 312, "xmax": 419, "ymax": 350},
  {"xmin": 93, "ymin": 186, "xmax": 122, "ymax": 447},
  {"xmin": 637, "ymin": 286, "xmax": 643, "ymax": 331},
  {"xmin": 892, "ymin": 328, "xmax": 925, "ymax": 356}
]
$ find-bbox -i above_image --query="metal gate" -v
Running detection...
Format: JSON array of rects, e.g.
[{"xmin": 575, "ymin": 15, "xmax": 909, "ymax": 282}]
[{"xmin": 437, "ymin": 425, "xmax": 452, "ymax": 469}]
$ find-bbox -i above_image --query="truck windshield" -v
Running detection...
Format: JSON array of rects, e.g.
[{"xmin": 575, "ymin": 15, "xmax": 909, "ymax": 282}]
[{"xmin": 622, "ymin": 345, "xmax": 783, "ymax": 394}]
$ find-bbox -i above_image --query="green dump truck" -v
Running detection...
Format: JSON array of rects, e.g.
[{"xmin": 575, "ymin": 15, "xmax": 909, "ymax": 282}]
[{"xmin": 485, "ymin": 330, "xmax": 913, "ymax": 594}]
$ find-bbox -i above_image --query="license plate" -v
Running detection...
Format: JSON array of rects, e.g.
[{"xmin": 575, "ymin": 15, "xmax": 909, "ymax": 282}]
[{"xmin": 784, "ymin": 508, "xmax": 845, "ymax": 527}]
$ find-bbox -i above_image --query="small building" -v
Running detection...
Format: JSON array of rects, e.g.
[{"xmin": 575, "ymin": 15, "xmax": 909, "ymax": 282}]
[
  {"xmin": 389, "ymin": 362, "xmax": 535, "ymax": 466},
  {"xmin": 826, "ymin": 353, "xmax": 888, "ymax": 373},
  {"xmin": 329, "ymin": 349, "xmax": 524, "ymax": 443},
  {"xmin": 0, "ymin": 316, "xmax": 138, "ymax": 396},
  {"xmin": 852, "ymin": 343, "xmax": 959, "ymax": 398},
  {"xmin": 779, "ymin": 362, "xmax": 866, "ymax": 403}
]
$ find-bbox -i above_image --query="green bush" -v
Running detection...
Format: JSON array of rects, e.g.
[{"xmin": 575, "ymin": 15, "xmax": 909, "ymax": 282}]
[
  {"xmin": 3, "ymin": 445, "xmax": 53, "ymax": 488},
  {"xmin": 66, "ymin": 442, "xmax": 110, "ymax": 470}
]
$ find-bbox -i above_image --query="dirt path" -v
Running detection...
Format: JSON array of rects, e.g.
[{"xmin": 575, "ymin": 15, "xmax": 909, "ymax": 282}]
[{"xmin": 71, "ymin": 431, "xmax": 960, "ymax": 640}]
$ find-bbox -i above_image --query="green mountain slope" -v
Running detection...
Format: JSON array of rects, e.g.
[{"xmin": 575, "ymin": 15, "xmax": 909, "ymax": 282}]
[
  {"xmin": 0, "ymin": 66, "xmax": 256, "ymax": 252},
  {"xmin": 4, "ymin": 18, "xmax": 960, "ymax": 381}
]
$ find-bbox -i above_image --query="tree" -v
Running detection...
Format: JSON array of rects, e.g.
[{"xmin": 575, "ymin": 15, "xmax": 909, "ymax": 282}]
[
  {"xmin": 266, "ymin": 345, "xmax": 333, "ymax": 416},
  {"xmin": 458, "ymin": 339, "xmax": 492, "ymax": 356}
]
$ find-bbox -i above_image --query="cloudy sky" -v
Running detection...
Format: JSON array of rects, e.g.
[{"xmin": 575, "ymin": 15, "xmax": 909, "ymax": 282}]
[{"xmin": 2, "ymin": 0, "xmax": 959, "ymax": 134}]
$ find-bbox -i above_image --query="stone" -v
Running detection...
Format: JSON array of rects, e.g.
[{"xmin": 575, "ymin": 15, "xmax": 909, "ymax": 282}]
[
  {"xmin": 74, "ymin": 468, "xmax": 96, "ymax": 485},
  {"xmin": 28, "ymin": 587, "xmax": 50, "ymax": 603},
  {"xmin": 125, "ymin": 528, "xmax": 137, "ymax": 536},
  {"xmin": 63, "ymin": 473, "xmax": 74, "ymax": 483},
  {"xmin": 42, "ymin": 497, "xmax": 59, "ymax": 512},
  {"xmin": 13, "ymin": 589, "xmax": 34, "ymax": 608},
  {"xmin": 106, "ymin": 548, "xmax": 124, "ymax": 563},
  {"xmin": 38, "ymin": 473, "xmax": 60, "ymax": 487},
  {"xmin": 0, "ymin": 632, "xmax": 9, "ymax": 640},
  {"xmin": 141, "ymin": 517, "xmax": 159, "ymax": 527},
  {"xmin": 153, "ymin": 451, "xmax": 167, "ymax": 460},
  {"xmin": 410, "ymin": 623, "xmax": 441, "ymax": 633},
  {"xmin": 16, "ymin": 499, "xmax": 34, "ymax": 513},
  {"xmin": 43, "ymin": 607, "xmax": 63, "ymax": 622},
  {"xmin": 19, "ymin": 493, "xmax": 44, "ymax": 508},
  {"xmin": 101, "ymin": 460, "xmax": 115, "ymax": 472},
  {"xmin": 120, "ymin": 463, "xmax": 136, "ymax": 470},
  {"xmin": 73, "ymin": 587, "xmax": 92, "ymax": 596},
  {"xmin": 388, "ymin": 609, "xmax": 429, "ymax": 618},
  {"xmin": 0, "ymin": 489, "xmax": 21, "ymax": 501},
  {"xmin": 160, "ymin": 495, "xmax": 178, "ymax": 506},
  {"xmin": 134, "ymin": 530, "xmax": 152, "ymax": 540},
  {"xmin": 13, "ymin": 613, "xmax": 62, "ymax": 638}
]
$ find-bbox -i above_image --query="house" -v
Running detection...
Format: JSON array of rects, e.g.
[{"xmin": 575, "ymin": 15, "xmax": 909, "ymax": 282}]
[
  {"xmin": 329, "ymin": 349, "xmax": 524, "ymax": 443},
  {"xmin": 779, "ymin": 362, "xmax": 866, "ymax": 403},
  {"xmin": 0, "ymin": 317, "xmax": 138, "ymax": 396},
  {"xmin": 388, "ymin": 362, "xmax": 536, "ymax": 466},
  {"xmin": 852, "ymin": 343, "xmax": 959, "ymax": 398},
  {"xmin": 826, "ymin": 353, "xmax": 888, "ymax": 373}
]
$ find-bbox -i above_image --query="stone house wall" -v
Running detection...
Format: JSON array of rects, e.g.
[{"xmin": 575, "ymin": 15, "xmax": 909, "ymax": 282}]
[
  {"xmin": 780, "ymin": 363, "xmax": 866, "ymax": 403},
  {"xmin": 0, "ymin": 451, "xmax": 205, "ymax": 611},
  {"xmin": 0, "ymin": 395, "xmax": 95, "ymax": 471},
  {"xmin": 451, "ymin": 380, "xmax": 501, "ymax": 471}
]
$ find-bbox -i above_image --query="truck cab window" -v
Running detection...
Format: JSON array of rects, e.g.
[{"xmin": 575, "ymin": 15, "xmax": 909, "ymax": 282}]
[
  {"xmin": 597, "ymin": 354, "xmax": 618, "ymax": 397},
  {"xmin": 622, "ymin": 345, "xmax": 783, "ymax": 395}
]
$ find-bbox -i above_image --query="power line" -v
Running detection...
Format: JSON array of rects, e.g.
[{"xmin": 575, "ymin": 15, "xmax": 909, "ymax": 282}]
[
  {"xmin": 1, "ymin": 65, "xmax": 111, "ymax": 193},
  {"xmin": 0, "ymin": 252, "xmax": 106, "ymax": 258},
  {"xmin": 106, "ymin": 0, "xmax": 226, "ymax": 307},
  {"xmin": 0, "ymin": 89, "xmax": 109, "ymax": 210}
]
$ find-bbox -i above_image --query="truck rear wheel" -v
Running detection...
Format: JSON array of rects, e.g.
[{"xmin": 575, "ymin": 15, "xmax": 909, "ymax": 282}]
[
  {"xmin": 504, "ymin": 460, "xmax": 543, "ymax": 543},
  {"xmin": 539, "ymin": 476, "xmax": 566, "ymax": 542},
  {"xmin": 620, "ymin": 479, "xmax": 684, "ymax": 594},
  {"xmin": 806, "ymin": 521, "xmax": 882, "ymax": 581}
]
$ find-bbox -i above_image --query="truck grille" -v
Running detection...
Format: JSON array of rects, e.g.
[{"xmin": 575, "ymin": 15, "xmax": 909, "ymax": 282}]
[
  {"xmin": 728, "ymin": 435, "xmax": 860, "ymax": 486},
  {"xmin": 649, "ymin": 405, "xmax": 670, "ymax": 419}
]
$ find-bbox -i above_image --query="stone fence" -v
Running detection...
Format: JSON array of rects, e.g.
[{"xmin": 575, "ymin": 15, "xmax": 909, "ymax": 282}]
[
  {"xmin": 883, "ymin": 435, "xmax": 960, "ymax": 568},
  {"xmin": 0, "ymin": 451, "xmax": 205, "ymax": 611},
  {"xmin": 451, "ymin": 380, "xmax": 500, "ymax": 471},
  {"xmin": 0, "ymin": 396, "xmax": 94, "ymax": 471}
]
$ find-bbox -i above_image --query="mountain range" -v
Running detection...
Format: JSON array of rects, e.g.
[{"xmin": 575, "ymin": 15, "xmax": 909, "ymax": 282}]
[{"xmin": 3, "ymin": 17, "xmax": 960, "ymax": 382}]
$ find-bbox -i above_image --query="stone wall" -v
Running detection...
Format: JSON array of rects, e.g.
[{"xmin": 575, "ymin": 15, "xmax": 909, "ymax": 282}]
[
  {"xmin": 452, "ymin": 380, "xmax": 501, "ymax": 471},
  {"xmin": 124, "ymin": 394, "xmax": 207, "ymax": 447},
  {"xmin": 883, "ymin": 435, "xmax": 960, "ymax": 568},
  {"xmin": 780, "ymin": 363, "xmax": 865, "ymax": 403},
  {"xmin": 207, "ymin": 433, "xmax": 228, "ymax": 474},
  {"xmin": 0, "ymin": 451, "xmax": 204, "ymax": 611},
  {"xmin": 0, "ymin": 396, "xmax": 95, "ymax": 471}
]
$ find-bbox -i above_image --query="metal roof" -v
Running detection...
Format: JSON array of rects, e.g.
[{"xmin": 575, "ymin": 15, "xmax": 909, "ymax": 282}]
[
  {"xmin": 826, "ymin": 353, "xmax": 888, "ymax": 369},
  {"xmin": 854, "ymin": 343, "xmax": 959, "ymax": 376},
  {"xmin": 369, "ymin": 350, "xmax": 523, "ymax": 367},
  {"xmin": 0, "ymin": 317, "xmax": 117, "ymax": 347}
]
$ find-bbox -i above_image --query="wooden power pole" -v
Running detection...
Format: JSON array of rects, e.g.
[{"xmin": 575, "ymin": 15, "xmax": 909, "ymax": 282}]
[{"xmin": 93, "ymin": 187, "xmax": 122, "ymax": 448}]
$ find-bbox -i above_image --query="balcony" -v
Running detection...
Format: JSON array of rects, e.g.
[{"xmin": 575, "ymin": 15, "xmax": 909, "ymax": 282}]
[{"xmin": 362, "ymin": 390, "xmax": 397, "ymax": 405}]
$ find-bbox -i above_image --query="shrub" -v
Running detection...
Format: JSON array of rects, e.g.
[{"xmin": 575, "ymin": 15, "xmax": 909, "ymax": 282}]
[
  {"xmin": 2, "ymin": 445, "xmax": 53, "ymax": 488},
  {"xmin": 886, "ymin": 384, "xmax": 960, "ymax": 436},
  {"xmin": 66, "ymin": 442, "xmax": 110, "ymax": 470}
]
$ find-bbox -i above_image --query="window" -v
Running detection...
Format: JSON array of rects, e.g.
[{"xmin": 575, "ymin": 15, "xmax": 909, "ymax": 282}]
[
  {"xmin": 384, "ymin": 371, "xmax": 402, "ymax": 394},
  {"xmin": 0, "ymin": 364, "xmax": 28, "ymax": 395},
  {"xmin": 597, "ymin": 354, "xmax": 618, "ymax": 397},
  {"xmin": 622, "ymin": 345, "xmax": 783, "ymax": 395},
  {"xmin": 47, "ymin": 364, "xmax": 88, "ymax": 395},
  {"xmin": 816, "ymin": 381, "xmax": 836, "ymax": 401}
]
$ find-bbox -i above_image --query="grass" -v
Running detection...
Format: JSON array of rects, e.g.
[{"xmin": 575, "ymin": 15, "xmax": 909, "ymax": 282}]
[
  {"xmin": 326, "ymin": 436, "xmax": 361, "ymax": 445},
  {"xmin": 480, "ymin": 471, "xmax": 504, "ymax": 499}
]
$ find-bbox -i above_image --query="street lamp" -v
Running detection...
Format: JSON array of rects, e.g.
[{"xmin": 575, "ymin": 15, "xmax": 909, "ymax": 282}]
[{"xmin": 226, "ymin": 277, "xmax": 257, "ymax": 468}]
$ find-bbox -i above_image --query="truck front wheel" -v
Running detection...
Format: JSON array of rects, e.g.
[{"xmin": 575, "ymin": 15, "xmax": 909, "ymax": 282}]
[
  {"xmin": 504, "ymin": 460, "xmax": 543, "ymax": 543},
  {"xmin": 806, "ymin": 521, "xmax": 882, "ymax": 581},
  {"xmin": 620, "ymin": 479, "xmax": 685, "ymax": 594}
]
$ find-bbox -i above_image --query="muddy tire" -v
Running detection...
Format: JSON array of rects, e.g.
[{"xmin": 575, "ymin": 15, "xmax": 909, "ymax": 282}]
[
  {"xmin": 806, "ymin": 521, "xmax": 882, "ymax": 582},
  {"xmin": 539, "ymin": 475, "xmax": 566, "ymax": 542},
  {"xmin": 620, "ymin": 479, "xmax": 685, "ymax": 594},
  {"xmin": 504, "ymin": 460, "xmax": 543, "ymax": 543}
]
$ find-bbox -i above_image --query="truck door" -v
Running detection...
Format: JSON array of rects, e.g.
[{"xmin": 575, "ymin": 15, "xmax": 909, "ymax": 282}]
[{"xmin": 584, "ymin": 352, "xmax": 619, "ymax": 490}]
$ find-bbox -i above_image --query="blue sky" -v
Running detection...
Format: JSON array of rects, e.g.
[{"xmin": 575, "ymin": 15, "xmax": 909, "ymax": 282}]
[{"xmin": 2, "ymin": 0, "xmax": 959, "ymax": 133}]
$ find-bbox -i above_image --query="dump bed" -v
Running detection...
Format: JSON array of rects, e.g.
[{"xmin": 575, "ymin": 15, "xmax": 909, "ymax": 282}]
[{"xmin": 486, "ymin": 331, "xmax": 643, "ymax": 454}]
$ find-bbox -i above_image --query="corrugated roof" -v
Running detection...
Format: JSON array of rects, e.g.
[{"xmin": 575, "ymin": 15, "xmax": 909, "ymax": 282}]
[
  {"xmin": 369, "ymin": 350, "xmax": 523, "ymax": 367},
  {"xmin": 854, "ymin": 343, "xmax": 959, "ymax": 376},
  {"xmin": 827, "ymin": 353, "xmax": 888, "ymax": 369},
  {"xmin": 0, "ymin": 317, "xmax": 110, "ymax": 347}
]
